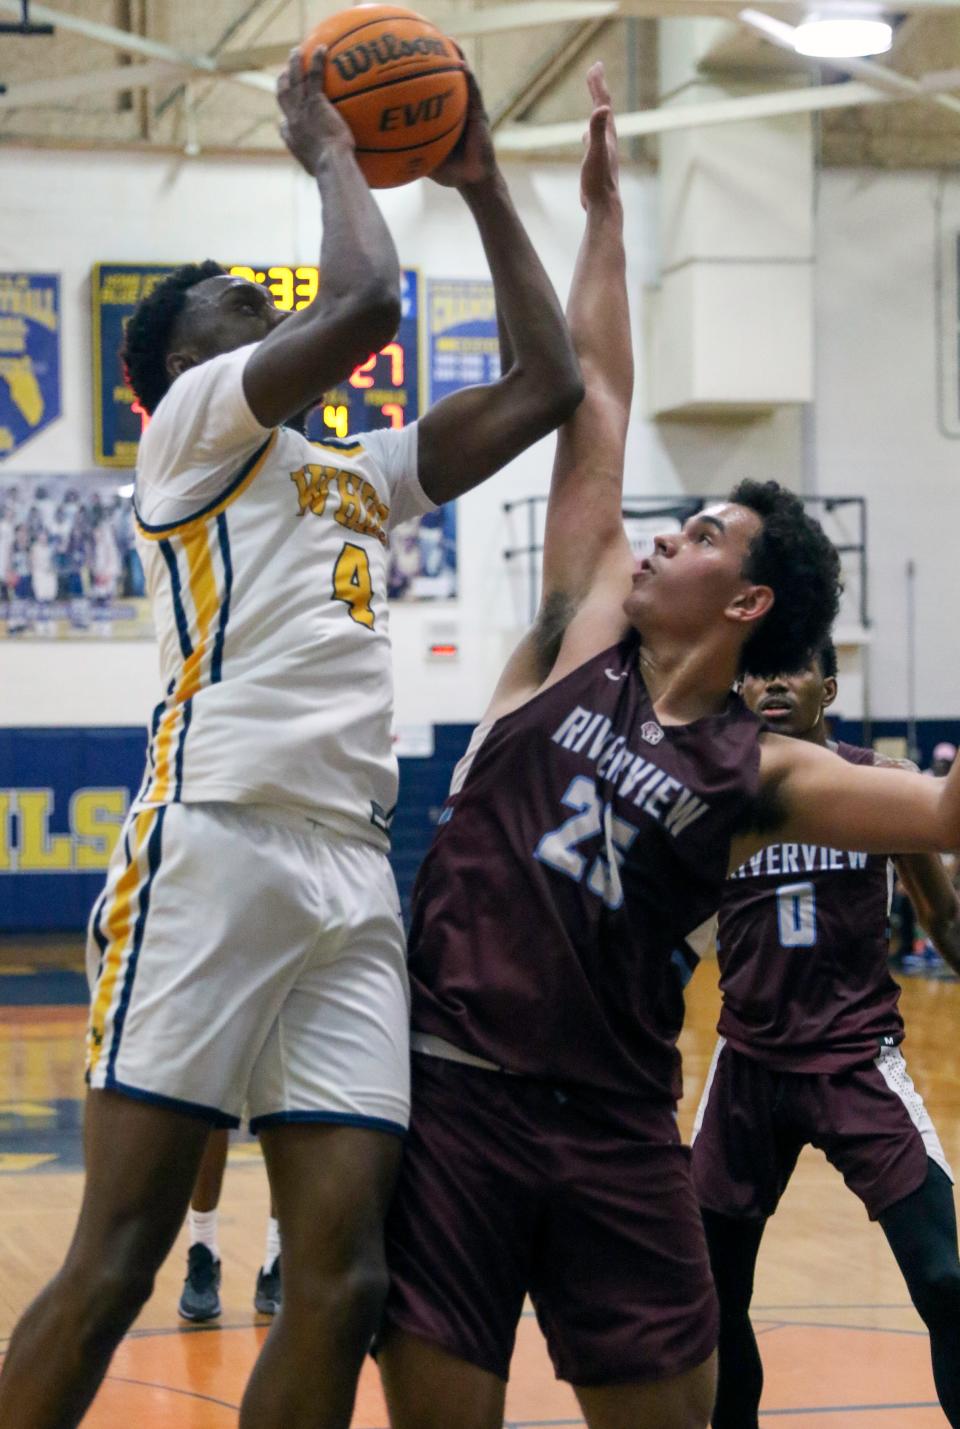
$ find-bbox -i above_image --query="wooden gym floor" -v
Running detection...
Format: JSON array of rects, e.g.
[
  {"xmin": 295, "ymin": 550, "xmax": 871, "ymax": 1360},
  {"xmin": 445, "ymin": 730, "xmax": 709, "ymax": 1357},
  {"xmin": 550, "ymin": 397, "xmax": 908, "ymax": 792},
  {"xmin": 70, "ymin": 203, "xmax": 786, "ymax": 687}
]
[{"xmin": 0, "ymin": 938, "xmax": 957, "ymax": 1427}]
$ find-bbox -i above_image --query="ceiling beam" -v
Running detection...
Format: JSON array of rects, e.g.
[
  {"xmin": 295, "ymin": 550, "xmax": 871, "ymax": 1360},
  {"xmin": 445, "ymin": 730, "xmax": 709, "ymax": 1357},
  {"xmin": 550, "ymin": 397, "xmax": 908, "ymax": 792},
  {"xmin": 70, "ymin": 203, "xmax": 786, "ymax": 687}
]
[
  {"xmin": 0, "ymin": 59, "xmax": 192, "ymax": 108},
  {"xmin": 491, "ymin": 17, "xmax": 612, "ymax": 128},
  {"xmin": 494, "ymin": 78, "xmax": 914, "ymax": 148},
  {"xmin": 0, "ymin": 0, "xmax": 275, "ymax": 91}
]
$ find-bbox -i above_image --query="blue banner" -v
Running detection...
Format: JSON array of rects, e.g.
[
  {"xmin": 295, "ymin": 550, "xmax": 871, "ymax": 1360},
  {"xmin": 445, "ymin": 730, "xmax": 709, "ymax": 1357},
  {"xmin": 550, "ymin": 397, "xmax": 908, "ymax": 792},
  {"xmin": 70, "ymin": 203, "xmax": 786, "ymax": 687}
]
[
  {"xmin": 0, "ymin": 724, "xmax": 474, "ymax": 931},
  {"xmin": 427, "ymin": 277, "xmax": 500, "ymax": 402},
  {"xmin": 0, "ymin": 273, "xmax": 61, "ymax": 460},
  {"xmin": 0, "ymin": 728, "xmax": 145, "ymax": 930}
]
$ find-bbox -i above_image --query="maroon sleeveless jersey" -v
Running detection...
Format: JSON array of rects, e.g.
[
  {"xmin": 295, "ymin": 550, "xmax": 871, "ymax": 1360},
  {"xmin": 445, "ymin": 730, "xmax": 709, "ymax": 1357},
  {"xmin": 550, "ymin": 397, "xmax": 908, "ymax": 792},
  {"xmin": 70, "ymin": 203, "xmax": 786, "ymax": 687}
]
[
  {"xmin": 717, "ymin": 740, "xmax": 903, "ymax": 1073},
  {"xmin": 407, "ymin": 635, "xmax": 762, "ymax": 1104}
]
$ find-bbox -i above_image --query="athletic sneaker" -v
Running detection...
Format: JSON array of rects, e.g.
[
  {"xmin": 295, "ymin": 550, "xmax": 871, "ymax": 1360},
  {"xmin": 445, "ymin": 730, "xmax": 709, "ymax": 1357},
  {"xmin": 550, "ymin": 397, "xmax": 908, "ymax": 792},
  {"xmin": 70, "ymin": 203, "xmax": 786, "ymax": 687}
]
[
  {"xmin": 254, "ymin": 1256, "xmax": 282, "ymax": 1315},
  {"xmin": 178, "ymin": 1243, "xmax": 222, "ymax": 1322}
]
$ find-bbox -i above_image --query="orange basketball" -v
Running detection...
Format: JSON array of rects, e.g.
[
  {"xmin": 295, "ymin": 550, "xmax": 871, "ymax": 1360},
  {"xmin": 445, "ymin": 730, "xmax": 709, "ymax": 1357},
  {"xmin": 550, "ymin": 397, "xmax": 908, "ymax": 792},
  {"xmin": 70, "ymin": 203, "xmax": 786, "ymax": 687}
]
[{"xmin": 301, "ymin": 4, "xmax": 468, "ymax": 189}]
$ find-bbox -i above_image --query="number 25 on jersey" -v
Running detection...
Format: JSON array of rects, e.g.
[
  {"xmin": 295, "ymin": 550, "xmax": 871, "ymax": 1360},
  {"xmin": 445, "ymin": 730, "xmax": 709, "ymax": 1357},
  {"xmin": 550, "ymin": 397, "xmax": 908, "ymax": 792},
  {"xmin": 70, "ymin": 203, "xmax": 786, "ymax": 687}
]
[{"xmin": 535, "ymin": 775, "xmax": 638, "ymax": 911}]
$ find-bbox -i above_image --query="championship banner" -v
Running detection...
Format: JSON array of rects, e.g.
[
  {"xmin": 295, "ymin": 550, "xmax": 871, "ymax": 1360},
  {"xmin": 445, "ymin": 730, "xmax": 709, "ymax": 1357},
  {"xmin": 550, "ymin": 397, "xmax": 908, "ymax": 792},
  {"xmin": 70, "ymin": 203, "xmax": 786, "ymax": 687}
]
[
  {"xmin": 428, "ymin": 278, "xmax": 500, "ymax": 400},
  {"xmin": 387, "ymin": 278, "xmax": 501, "ymax": 602},
  {"xmin": 0, "ymin": 273, "xmax": 61, "ymax": 460},
  {"xmin": 92, "ymin": 262, "xmax": 422, "ymax": 466},
  {"xmin": 0, "ymin": 470, "xmax": 152, "ymax": 640}
]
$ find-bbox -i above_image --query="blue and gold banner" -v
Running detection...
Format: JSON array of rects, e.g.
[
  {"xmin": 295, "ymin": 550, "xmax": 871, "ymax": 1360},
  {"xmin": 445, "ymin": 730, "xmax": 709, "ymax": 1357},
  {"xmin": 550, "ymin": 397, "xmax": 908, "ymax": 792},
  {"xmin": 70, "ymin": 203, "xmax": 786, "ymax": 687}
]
[
  {"xmin": 385, "ymin": 278, "xmax": 502, "ymax": 602},
  {"xmin": 0, "ymin": 273, "xmax": 61, "ymax": 460},
  {"xmin": 428, "ymin": 277, "xmax": 500, "ymax": 403},
  {"xmin": 0, "ymin": 724, "xmax": 473, "ymax": 931}
]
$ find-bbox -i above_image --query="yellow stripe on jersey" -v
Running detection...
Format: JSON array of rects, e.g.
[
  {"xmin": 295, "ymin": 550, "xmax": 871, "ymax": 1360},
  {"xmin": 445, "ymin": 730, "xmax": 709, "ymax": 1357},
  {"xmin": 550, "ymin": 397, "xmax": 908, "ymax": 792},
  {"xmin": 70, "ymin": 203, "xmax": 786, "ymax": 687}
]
[
  {"xmin": 148, "ymin": 703, "xmax": 182, "ymax": 805},
  {"xmin": 176, "ymin": 523, "xmax": 219, "ymax": 702},
  {"xmin": 86, "ymin": 808, "xmax": 156, "ymax": 1075},
  {"xmin": 135, "ymin": 432, "xmax": 278, "ymax": 542}
]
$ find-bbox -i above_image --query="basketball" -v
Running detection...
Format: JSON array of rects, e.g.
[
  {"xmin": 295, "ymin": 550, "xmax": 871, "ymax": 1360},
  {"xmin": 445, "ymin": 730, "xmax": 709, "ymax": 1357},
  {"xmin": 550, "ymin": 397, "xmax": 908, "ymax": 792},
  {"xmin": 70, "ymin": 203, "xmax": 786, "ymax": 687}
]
[{"xmin": 301, "ymin": 4, "xmax": 469, "ymax": 189}]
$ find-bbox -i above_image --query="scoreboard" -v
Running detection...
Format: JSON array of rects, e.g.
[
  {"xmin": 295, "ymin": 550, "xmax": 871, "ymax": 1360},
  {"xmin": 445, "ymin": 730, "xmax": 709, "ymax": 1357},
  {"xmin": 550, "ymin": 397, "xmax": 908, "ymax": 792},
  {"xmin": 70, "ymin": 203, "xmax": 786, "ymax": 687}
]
[{"xmin": 92, "ymin": 262, "xmax": 421, "ymax": 467}]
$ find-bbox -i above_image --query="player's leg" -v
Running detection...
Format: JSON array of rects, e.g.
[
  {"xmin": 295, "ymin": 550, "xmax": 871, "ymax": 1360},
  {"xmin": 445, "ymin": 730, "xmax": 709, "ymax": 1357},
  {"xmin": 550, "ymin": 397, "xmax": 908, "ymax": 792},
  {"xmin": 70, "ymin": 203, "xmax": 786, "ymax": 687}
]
[
  {"xmin": 880, "ymin": 1160, "xmax": 960, "ymax": 1428},
  {"xmin": 690, "ymin": 1043, "xmax": 799, "ymax": 1429},
  {"xmin": 532, "ymin": 1096, "xmax": 718, "ymax": 1429},
  {"xmin": 240, "ymin": 832, "xmax": 417, "ymax": 1428},
  {"xmin": 254, "ymin": 1195, "xmax": 283, "ymax": 1315},
  {"xmin": 699, "ymin": 1210, "xmax": 767, "ymax": 1428},
  {"xmin": 379, "ymin": 1331, "xmax": 506, "ymax": 1429},
  {"xmin": 0, "ymin": 1090, "xmax": 209, "ymax": 1429},
  {"xmin": 575, "ymin": 1356, "xmax": 716, "ymax": 1429},
  {"xmin": 808, "ymin": 1048, "xmax": 959, "ymax": 1426},
  {"xmin": 178, "ymin": 1126, "xmax": 229, "ymax": 1321},
  {"xmin": 378, "ymin": 1054, "xmax": 536, "ymax": 1428},
  {"xmin": 240, "ymin": 1123, "xmax": 402, "ymax": 1429}
]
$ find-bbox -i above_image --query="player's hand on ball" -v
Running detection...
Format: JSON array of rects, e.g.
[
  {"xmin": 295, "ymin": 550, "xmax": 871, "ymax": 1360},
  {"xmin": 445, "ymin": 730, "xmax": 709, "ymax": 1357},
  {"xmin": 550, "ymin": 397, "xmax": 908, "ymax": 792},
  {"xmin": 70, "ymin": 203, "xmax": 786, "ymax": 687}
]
[
  {"xmin": 278, "ymin": 46, "xmax": 354, "ymax": 175},
  {"xmin": 580, "ymin": 61, "xmax": 619, "ymax": 211},
  {"xmin": 430, "ymin": 72, "xmax": 496, "ymax": 189}
]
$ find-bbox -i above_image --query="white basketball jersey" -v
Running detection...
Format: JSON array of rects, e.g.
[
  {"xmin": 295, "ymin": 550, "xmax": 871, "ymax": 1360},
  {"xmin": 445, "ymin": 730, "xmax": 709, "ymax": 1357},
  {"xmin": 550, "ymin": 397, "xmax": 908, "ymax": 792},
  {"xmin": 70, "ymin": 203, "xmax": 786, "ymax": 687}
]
[{"xmin": 132, "ymin": 342, "xmax": 434, "ymax": 851}]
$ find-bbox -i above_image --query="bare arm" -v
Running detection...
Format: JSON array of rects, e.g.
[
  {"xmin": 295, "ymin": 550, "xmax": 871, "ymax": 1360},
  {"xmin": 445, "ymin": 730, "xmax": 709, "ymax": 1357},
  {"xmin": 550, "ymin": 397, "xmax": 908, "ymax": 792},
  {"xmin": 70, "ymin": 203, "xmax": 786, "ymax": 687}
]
[
  {"xmin": 243, "ymin": 49, "xmax": 401, "ymax": 429},
  {"xmin": 894, "ymin": 852, "xmax": 960, "ymax": 974},
  {"xmin": 730, "ymin": 735, "xmax": 960, "ymax": 871},
  {"xmin": 488, "ymin": 64, "xmax": 634, "ymax": 715},
  {"xmin": 416, "ymin": 78, "xmax": 582, "ymax": 505}
]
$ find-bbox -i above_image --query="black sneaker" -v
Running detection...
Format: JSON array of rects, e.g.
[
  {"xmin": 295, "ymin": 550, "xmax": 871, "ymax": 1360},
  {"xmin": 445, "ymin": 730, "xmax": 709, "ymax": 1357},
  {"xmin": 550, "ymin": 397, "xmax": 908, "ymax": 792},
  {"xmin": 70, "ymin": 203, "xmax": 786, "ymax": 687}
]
[
  {"xmin": 178, "ymin": 1243, "xmax": 222, "ymax": 1322},
  {"xmin": 254, "ymin": 1256, "xmax": 282, "ymax": 1315}
]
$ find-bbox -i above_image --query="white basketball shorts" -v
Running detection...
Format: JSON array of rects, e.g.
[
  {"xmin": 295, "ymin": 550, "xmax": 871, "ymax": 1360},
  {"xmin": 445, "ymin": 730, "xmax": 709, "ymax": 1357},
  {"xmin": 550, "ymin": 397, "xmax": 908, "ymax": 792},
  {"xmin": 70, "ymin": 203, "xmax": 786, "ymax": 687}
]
[{"xmin": 85, "ymin": 801, "xmax": 410, "ymax": 1135}]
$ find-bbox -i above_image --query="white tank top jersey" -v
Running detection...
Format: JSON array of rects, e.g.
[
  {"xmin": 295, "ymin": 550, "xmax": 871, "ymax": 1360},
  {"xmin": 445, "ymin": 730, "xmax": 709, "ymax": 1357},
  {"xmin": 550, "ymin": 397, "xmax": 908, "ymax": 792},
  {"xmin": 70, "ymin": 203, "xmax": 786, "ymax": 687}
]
[{"xmin": 132, "ymin": 342, "xmax": 435, "ymax": 852}]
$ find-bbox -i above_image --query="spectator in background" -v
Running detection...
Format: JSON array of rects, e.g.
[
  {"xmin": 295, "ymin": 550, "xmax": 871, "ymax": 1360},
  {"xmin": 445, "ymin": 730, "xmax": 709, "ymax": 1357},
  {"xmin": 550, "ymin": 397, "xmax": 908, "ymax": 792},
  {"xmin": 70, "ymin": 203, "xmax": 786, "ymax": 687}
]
[
  {"xmin": 929, "ymin": 743, "xmax": 957, "ymax": 780},
  {"xmin": 0, "ymin": 502, "xmax": 13, "ymax": 608},
  {"xmin": 30, "ymin": 528, "xmax": 57, "ymax": 637},
  {"xmin": 7, "ymin": 524, "xmax": 33, "ymax": 635}
]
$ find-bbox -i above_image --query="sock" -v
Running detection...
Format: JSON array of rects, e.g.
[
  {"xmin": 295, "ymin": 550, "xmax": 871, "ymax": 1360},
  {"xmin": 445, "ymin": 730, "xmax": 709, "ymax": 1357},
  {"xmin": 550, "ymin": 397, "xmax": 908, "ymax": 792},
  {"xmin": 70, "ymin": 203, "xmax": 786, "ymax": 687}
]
[
  {"xmin": 263, "ymin": 1216, "xmax": 281, "ymax": 1274},
  {"xmin": 188, "ymin": 1207, "xmax": 220, "ymax": 1262}
]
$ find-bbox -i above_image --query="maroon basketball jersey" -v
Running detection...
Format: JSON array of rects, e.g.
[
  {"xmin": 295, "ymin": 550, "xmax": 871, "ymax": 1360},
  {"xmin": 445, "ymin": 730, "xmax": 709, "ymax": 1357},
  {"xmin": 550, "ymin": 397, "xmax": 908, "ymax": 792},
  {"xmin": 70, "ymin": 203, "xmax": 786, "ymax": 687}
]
[
  {"xmin": 717, "ymin": 740, "xmax": 903, "ymax": 1073},
  {"xmin": 407, "ymin": 635, "xmax": 762, "ymax": 1104}
]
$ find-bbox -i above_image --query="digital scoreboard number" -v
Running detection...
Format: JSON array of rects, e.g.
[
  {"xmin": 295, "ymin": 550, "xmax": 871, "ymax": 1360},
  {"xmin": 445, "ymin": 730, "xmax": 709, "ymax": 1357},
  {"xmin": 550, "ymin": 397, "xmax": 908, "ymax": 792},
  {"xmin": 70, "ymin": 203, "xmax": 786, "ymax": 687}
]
[{"xmin": 92, "ymin": 262, "xmax": 421, "ymax": 466}]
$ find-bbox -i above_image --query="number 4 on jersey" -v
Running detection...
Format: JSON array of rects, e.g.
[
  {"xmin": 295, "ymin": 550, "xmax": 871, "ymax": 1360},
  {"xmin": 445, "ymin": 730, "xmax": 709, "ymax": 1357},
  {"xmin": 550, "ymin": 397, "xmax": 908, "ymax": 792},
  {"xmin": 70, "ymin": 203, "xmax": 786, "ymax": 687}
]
[{"xmin": 333, "ymin": 542, "xmax": 374, "ymax": 628}]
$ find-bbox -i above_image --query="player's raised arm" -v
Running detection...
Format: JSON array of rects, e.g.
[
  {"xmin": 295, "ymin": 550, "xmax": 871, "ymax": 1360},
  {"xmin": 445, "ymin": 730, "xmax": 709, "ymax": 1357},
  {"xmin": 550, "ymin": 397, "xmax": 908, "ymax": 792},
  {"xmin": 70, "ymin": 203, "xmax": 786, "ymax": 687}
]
[
  {"xmin": 894, "ymin": 852, "xmax": 960, "ymax": 975},
  {"xmin": 241, "ymin": 48, "xmax": 402, "ymax": 428},
  {"xmin": 542, "ymin": 64, "xmax": 634, "ymax": 612},
  {"xmin": 487, "ymin": 64, "xmax": 635, "ymax": 713},
  {"xmin": 414, "ymin": 75, "xmax": 584, "ymax": 504}
]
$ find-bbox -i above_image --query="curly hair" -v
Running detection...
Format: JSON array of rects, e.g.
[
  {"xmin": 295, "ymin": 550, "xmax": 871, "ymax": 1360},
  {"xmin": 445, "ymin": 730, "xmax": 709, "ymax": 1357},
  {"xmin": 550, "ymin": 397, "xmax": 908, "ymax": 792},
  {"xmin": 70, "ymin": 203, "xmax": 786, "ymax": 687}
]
[
  {"xmin": 817, "ymin": 635, "xmax": 838, "ymax": 681},
  {"xmin": 728, "ymin": 480, "xmax": 842, "ymax": 678},
  {"xmin": 121, "ymin": 260, "xmax": 225, "ymax": 415}
]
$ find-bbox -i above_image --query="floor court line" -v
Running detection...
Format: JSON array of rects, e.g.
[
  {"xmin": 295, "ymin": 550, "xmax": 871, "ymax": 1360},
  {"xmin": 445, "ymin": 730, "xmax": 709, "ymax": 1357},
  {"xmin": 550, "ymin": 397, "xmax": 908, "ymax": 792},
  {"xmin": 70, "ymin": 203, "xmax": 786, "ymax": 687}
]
[
  {"xmin": 106, "ymin": 1377, "xmax": 241, "ymax": 1411},
  {"xmin": 759, "ymin": 1405, "xmax": 939, "ymax": 1418}
]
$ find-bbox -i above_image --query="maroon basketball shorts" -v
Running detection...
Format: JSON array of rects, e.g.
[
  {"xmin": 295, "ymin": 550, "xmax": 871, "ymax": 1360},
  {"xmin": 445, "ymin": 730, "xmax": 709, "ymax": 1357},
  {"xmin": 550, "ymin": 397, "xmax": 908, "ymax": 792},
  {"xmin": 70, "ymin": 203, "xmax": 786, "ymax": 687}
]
[
  {"xmin": 691, "ymin": 1040, "xmax": 953, "ymax": 1222},
  {"xmin": 382, "ymin": 1052, "xmax": 719, "ymax": 1387}
]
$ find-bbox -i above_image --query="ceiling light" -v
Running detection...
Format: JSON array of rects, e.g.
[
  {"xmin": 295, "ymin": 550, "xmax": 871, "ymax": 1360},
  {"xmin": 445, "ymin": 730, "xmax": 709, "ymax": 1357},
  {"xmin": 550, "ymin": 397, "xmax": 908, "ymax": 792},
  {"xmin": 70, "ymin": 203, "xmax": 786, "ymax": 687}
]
[{"xmin": 793, "ymin": 14, "xmax": 893, "ymax": 57}]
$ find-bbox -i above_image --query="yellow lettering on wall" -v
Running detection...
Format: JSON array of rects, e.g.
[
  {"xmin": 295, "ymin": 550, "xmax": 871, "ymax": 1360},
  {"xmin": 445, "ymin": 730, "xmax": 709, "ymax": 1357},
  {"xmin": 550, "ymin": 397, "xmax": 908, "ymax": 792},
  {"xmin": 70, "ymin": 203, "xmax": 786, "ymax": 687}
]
[
  {"xmin": 0, "ymin": 791, "xmax": 12, "ymax": 870},
  {"xmin": 71, "ymin": 789, "xmax": 128, "ymax": 870},
  {"xmin": 16, "ymin": 791, "xmax": 72, "ymax": 871}
]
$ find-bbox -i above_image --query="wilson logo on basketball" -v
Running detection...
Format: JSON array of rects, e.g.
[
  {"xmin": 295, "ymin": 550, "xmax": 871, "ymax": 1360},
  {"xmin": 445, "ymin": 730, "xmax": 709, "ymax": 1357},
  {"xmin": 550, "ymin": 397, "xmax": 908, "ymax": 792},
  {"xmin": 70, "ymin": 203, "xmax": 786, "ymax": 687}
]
[
  {"xmin": 331, "ymin": 32, "xmax": 449, "ymax": 82},
  {"xmin": 379, "ymin": 89, "xmax": 454, "ymax": 131}
]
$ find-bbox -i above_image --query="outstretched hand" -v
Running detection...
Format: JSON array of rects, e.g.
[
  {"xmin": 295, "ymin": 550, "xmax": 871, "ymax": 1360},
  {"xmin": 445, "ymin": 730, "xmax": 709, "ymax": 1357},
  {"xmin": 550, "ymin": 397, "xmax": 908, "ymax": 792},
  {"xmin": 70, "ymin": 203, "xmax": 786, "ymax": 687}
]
[
  {"xmin": 580, "ymin": 61, "xmax": 620, "ymax": 211},
  {"xmin": 431, "ymin": 70, "xmax": 497, "ymax": 189},
  {"xmin": 278, "ymin": 46, "xmax": 355, "ymax": 176}
]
